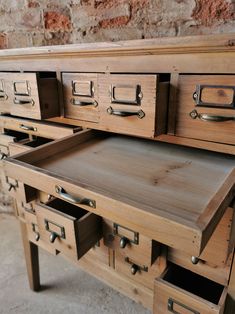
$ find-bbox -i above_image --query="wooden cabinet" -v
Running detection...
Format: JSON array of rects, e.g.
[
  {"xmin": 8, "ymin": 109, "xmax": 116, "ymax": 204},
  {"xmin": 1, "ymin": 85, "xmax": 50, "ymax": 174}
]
[{"xmin": 1, "ymin": 34, "xmax": 235, "ymax": 314}]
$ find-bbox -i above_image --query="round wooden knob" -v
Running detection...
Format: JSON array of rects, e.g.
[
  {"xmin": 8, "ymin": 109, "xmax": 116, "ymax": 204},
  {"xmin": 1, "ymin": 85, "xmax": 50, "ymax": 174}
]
[{"xmin": 120, "ymin": 237, "xmax": 129, "ymax": 249}]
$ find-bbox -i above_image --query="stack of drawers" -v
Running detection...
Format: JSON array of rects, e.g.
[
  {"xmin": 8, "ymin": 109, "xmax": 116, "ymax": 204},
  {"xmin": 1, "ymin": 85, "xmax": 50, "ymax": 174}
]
[{"xmin": 0, "ymin": 33, "xmax": 235, "ymax": 314}]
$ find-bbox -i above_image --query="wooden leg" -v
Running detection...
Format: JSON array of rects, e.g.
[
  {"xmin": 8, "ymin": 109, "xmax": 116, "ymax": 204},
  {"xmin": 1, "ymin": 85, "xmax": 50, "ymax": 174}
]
[{"xmin": 20, "ymin": 221, "xmax": 40, "ymax": 291}]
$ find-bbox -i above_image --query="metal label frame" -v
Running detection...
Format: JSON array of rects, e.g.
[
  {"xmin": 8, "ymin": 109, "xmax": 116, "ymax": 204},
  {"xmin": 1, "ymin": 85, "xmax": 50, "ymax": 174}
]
[
  {"xmin": 44, "ymin": 219, "xmax": 66, "ymax": 239},
  {"xmin": 113, "ymin": 223, "xmax": 139, "ymax": 245},
  {"xmin": 194, "ymin": 84, "xmax": 235, "ymax": 109},
  {"xmin": 111, "ymin": 84, "xmax": 142, "ymax": 106},
  {"xmin": 72, "ymin": 80, "xmax": 94, "ymax": 98}
]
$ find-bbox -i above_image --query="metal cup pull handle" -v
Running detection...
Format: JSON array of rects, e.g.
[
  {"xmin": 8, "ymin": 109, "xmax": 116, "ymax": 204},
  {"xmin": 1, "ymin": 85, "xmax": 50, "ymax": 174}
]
[
  {"xmin": 20, "ymin": 124, "xmax": 37, "ymax": 131},
  {"xmin": 70, "ymin": 98, "xmax": 98, "ymax": 107},
  {"xmin": 14, "ymin": 98, "xmax": 35, "ymax": 106},
  {"xmin": 168, "ymin": 298, "xmax": 200, "ymax": 314},
  {"xmin": 189, "ymin": 109, "xmax": 235, "ymax": 122},
  {"xmin": 55, "ymin": 185, "xmax": 96, "ymax": 208},
  {"xmin": 107, "ymin": 107, "xmax": 145, "ymax": 119}
]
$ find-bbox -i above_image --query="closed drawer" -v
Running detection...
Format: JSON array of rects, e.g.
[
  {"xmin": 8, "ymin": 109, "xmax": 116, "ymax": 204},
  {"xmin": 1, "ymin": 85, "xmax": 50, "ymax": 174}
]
[
  {"xmin": 0, "ymin": 72, "xmax": 11, "ymax": 114},
  {"xmin": 9, "ymin": 72, "xmax": 59, "ymax": 120},
  {"xmin": 35, "ymin": 198, "xmax": 102, "ymax": 260},
  {"xmin": 103, "ymin": 219, "xmax": 160, "ymax": 266},
  {"xmin": 176, "ymin": 75, "xmax": 235, "ymax": 145},
  {"xmin": 154, "ymin": 264, "xmax": 227, "ymax": 314},
  {"xmin": 62, "ymin": 73, "xmax": 99, "ymax": 123},
  {"xmin": 24, "ymin": 209, "xmax": 56, "ymax": 255},
  {"xmin": 115, "ymin": 247, "xmax": 167, "ymax": 290},
  {"xmin": 16, "ymin": 200, "xmax": 35, "ymax": 222},
  {"xmin": 99, "ymin": 74, "xmax": 168, "ymax": 137}
]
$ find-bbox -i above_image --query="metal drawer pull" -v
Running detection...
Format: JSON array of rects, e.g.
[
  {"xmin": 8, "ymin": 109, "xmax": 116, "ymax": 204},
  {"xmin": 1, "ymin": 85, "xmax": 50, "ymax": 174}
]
[
  {"xmin": 125, "ymin": 257, "xmax": 148, "ymax": 275},
  {"xmin": 107, "ymin": 106, "xmax": 145, "ymax": 119},
  {"xmin": 14, "ymin": 98, "xmax": 35, "ymax": 106},
  {"xmin": 70, "ymin": 98, "xmax": 98, "ymax": 107},
  {"xmin": 189, "ymin": 109, "xmax": 235, "ymax": 122},
  {"xmin": 55, "ymin": 185, "xmax": 96, "ymax": 208},
  {"xmin": 168, "ymin": 298, "xmax": 199, "ymax": 314},
  {"xmin": 32, "ymin": 224, "xmax": 40, "ymax": 242},
  {"xmin": 0, "ymin": 152, "xmax": 8, "ymax": 160},
  {"xmin": 20, "ymin": 124, "xmax": 37, "ymax": 132},
  {"xmin": 49, "ymin": 232, "xmax": 58, "ymax": 243},
  {"xmin": 120, "ymin": 237, "xmax": 129, "ymax": 249},
  {"xmin": 191, "ymin": 256, "xmax": 200, "ymax": 264},
  {"xmin": 0, "ymin": 94, "xmax": 8, "ymax": 100}
]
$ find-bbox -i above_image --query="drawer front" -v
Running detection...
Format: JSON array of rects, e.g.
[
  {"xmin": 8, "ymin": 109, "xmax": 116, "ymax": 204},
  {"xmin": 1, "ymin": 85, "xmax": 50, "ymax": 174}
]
[
  {"xmin": 2, "ymin": 175, "xmax": 36, "ymax": 202},
  {"xmin": 35, "ymin": 199, "xmax": 102, "ymax": 260},
  {"xmin": 103, "ymin": 219, "xmax": 160, "ymax": 266},
  {"xmin": 16, "ymin": 200, "xmax": 35, "ymax": 222},
  {"xmin": 62, "ymin": 73, "xmax": 99, "ymax": 122},
  {"xmin": 24, "ymin": 210, "xmax": 56, "ymax": 255},
  {"xmin": 176, "ymin": 75, "xmax": 235, "ymax": 145},
  {"xmin": 0, "ymin": 116, "xmax": 78, "ymax": 139},
  {"xmin": 154, "ymin": 265, "xmax": 227, "ymax": 314},
  {"xmin": 99, "ymin": 74, "xmax": 159, "ymax": 137},
  {"xmin": 115, "ymin": 249, "xmax": 167, "ymax": 290},
  {"xmin": 0, "ymin": 73, "xmax": 11, "ymax": 113},
  {"xmin": 9, "ymin": 73, "xmax": 42, "ymax": 119}
]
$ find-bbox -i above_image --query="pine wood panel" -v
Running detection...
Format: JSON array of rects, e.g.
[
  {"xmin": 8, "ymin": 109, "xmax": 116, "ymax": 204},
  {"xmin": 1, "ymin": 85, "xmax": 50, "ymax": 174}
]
[{"xmin": 62, "ymin": 72, "xmax": 99, "ymax": 123}]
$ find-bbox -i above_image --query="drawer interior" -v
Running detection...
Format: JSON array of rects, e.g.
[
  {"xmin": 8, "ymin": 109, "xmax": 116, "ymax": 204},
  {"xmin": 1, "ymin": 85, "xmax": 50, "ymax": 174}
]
[
  {"xmin": 4, "ymin": 131, "xmax": 235, "ymax": 256},
  {"xmin": 3, "ymin": 129, "xmax": 29, "ymax": 142},
  {"xmin": 164, "ymin": 264, "xmax": 224, "ymax": 304},
  {"xmin": 45, "ymin": 198, "xmax": 89, "ymax": 220},
  {"xmin": 23, "ymin": 136, "xmax": 53, "ymax": 148}
]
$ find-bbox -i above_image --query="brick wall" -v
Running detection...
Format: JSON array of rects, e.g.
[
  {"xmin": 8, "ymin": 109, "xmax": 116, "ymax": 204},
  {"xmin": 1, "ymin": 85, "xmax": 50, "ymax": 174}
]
[{"xmin": 0, "ymin": 0, "xmax": 234, "ymax": 49}]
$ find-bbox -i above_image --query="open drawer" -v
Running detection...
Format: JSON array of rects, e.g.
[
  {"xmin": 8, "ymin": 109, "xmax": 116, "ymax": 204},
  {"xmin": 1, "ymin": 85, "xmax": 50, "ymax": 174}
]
[
  {"xmin": 3, "ymin": 130, "xmax": 235, "ymax": 257},
  {"xmin": 34, "ymin": 198, "xmax": 102, "ymax": 260},
  {"xmin": 154, "ymin": 264, "xmax": 227, "ymax": 313}
]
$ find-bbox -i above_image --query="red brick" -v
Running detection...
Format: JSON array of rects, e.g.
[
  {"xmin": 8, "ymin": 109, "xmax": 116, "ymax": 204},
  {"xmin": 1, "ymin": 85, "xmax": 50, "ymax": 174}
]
[
  {"xmin": 99, "ymin": 15, "xmax": 130, "ymax": 28},
  {"xmin": 28, "ymin": 1, "xmax": 40, "ymax": 8},
  {"xmin": 44, "ymin": 11, "xmax": 71, "ymax": 31},
  {"xmin": 0, "ymin": 33, "xmax": 7, "ymax": 49},
  {"xmin": 192, "ymin": 0, "xmax": 234, "ymax": 26}
]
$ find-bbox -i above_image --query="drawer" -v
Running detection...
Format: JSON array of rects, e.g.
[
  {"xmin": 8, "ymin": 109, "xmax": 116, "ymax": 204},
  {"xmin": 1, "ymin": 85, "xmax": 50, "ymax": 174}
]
[
  {"xmin": 9, "ymin": 137, "xmax": 53, "ymax": 156},
  {"xmin": 103, "ymin": 219, "xmax": 160, "ymax": 266},
  {"xmin": 24, "ymin": 209, "xmax": 56, "ymax": 255},
  {"xmin": 1, "ymin": 175, "xmax": 36, "ymax": 202},
  {"xmin": 154, "ymin": 264, "xmax": 227, "ymax": 314},
  {"xmin": 0, "ymin": 115, "xmax": 80, "ymax": 139},
  {"xmin": 0, "ymin": 72, "xmax": 11, "ymax": 114},
  {"xmin": 99, "ymin": 74, "xmax": 168, "ymax": 137},
  {"xmin": 176, "ymin": 75, "xmax": 235, "ymax": 145},
  {"xmin": 16, "ymin": 200, "xmax": 35, "ymax": 222},
  {"xmin": 62, "ymin": 73, "xmax": 99, "ymax": 123},
  {"xmin": 35, "ymin": 198, "xmax": 102, "ymax": 260},
  {"xmin": 115, "ymin": 247, "xmax": 167, "ymax": 290},
  {"xmin": 9, "ymin": 72, "xmax": 59, "ymax": 120},
  {"xmin": 0, "ymin": 131, "xmax": 29, "ymax": 160},
  {"xmin": 3, "ymin": 130, "xmax": 235, "ymax": 257}
]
